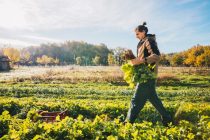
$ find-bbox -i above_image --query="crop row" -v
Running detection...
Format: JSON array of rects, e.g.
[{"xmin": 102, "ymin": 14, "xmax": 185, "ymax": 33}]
[
  {"xmin": 1, "ymin": 111, "xmax": 210, "ymax": 140},
  {"xmin": 0, "ymin": 84, "xmax": 209, "ymax": 102},
  {"xmin": 0, "ymin": 97, "xmax": 210, "ymax": 123}
]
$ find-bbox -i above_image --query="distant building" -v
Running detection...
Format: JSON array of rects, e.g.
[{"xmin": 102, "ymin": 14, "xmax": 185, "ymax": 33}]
[{"xmin": 0, "ymin": 55, "xmax": 11, "ymax": 71}]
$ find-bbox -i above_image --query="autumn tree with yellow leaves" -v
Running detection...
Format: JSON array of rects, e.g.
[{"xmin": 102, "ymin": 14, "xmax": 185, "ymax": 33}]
[
  {"xmin": 183, "ymin": 45, "xmax": 210, "ymax": 67},
  {"xmin": 36, "ymin": 55, "xmax": 59, "ymax": 66},
  {"xmin": 160, "ymin": 45, "xmax": 210, "ymax": 67},
  {"xmin": 3, "ymin": 48, "xmax": 20, "ymax": 63},
  {"xmin": 108, "ymin": 53, "xmax": 115, "ymax": 66}
]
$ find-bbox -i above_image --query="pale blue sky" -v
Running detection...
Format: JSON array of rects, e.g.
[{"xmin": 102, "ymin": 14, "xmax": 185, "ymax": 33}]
[{"xmin": 0, "ymin": 0, "xmax": 209, "ymax": 54}]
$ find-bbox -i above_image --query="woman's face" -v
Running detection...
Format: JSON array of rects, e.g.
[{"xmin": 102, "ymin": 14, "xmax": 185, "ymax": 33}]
[{"xmin": 135, "ymin": 30, "xmax": 146, "ymax": 40}]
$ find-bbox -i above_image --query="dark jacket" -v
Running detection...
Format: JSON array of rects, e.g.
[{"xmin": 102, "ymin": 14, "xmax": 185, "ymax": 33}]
[{"xmin": 137, "ymin": 34, "xmax": 161, "ymax": 74}]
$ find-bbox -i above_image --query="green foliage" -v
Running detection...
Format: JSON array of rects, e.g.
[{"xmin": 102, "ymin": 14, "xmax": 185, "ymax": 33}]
[
  {"xmin": 121, "ymin": 63, "xmax": 156, "ymax": 88},
  {"xmin": 0, "ymin": 68, "xmax": 209, "ymax": 139},
  {"xmin": 92, "ymin": 56, "xmax": 101, "ymax": 65},
  {"xmin": 1, "ymin": 114, "xmax": 209, "ymax": 139},
  {"xmin": 75, "ymin": 57, "xmax": 82, "ymax": 65},
  {"xmin": 27, "ymin": 110, "xmax": 41, "ymax": 122},
  {"xmin": 0, "ymin": 111, "xmax": 11, "ymax": 138},
  {"xmin": 171, "ymin": 53, "xmax": 185, "ymax": 66},
  {"xmin": 22, "ymin": 41, "xmax": 110, "ymax": 65},
  {"xmin": 111, "ymin": 47, "xmax": 127, "ymax": 65},
  {"xmin": 159, "ymin": 53, "xmax": 170, "ymax": 66}
]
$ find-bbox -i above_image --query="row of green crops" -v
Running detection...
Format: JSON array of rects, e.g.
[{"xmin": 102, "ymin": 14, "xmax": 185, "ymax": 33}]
[
  {"xmin": 0, "ymin": 73, "xmax": 209, "ymax": 139},
  {"xmin": 1, "ymin": 111, "xmax": 210, "ymax": 140},
  {"xmin": 0, "ymin": 83, "xmax": 209, "ymax": 102},
  {"xmin": 0, "ymin": 97, "xmax": 210, "ymax": 123}
]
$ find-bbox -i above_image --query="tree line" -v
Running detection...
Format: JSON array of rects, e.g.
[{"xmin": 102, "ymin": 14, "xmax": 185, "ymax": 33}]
[
  {"xmin": 159, "ymin": 45, "xmax": 210, "ymax": 67},
  {"xmin": 0, "ymin": 41, "xmax": 111, "ymax": 66},
  {"xmin": 0, "ymin": 41, "xmax": 209, "ymax": 67}
]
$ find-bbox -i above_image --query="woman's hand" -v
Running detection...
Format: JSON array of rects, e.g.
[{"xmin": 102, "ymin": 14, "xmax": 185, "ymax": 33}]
[{"xmin": 123, "ymin": 50, "xmax": 136, "ymax": 61}]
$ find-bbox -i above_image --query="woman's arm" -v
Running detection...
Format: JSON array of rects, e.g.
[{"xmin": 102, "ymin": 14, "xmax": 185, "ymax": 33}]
[
  {"xmin": 146, "ymin": 54, "xmax": 160, "ymax": 64},
  {"xmin": 129, "ymin": 57, "xmax": 145, "ymax": 65}
]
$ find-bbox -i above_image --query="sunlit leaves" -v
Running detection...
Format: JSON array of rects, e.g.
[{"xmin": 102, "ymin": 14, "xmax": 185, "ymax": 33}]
[{"xmin": 121, "ymin": 63, "xmax": 156, "ymax": 88}]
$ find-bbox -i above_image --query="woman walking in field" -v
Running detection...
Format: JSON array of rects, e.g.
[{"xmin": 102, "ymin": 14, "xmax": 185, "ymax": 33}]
[{"xmin": 125, "ymin": 22, "xmax": 173, "ymax": 126}]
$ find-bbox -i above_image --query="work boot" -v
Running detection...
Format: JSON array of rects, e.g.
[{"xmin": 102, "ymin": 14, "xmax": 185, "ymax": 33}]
[{"xmin": 162, "ymin": 115, "xmax": 174, "ymax": 127}]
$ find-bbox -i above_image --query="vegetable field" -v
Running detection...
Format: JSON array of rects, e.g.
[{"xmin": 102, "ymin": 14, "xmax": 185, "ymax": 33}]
[{"xmin": 0, "ymin": 66, "xmax": 210, "ymax": 140}]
